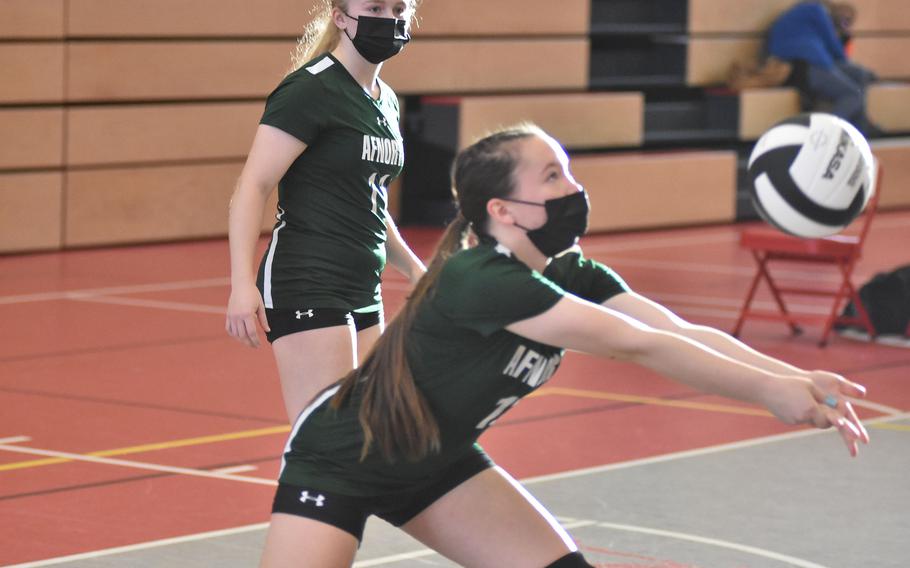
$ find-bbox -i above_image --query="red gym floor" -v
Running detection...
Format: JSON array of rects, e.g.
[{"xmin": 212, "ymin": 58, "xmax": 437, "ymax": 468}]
[{"xmin": 1, "ymin": 215, "xmax": 909, "ymax": 566}]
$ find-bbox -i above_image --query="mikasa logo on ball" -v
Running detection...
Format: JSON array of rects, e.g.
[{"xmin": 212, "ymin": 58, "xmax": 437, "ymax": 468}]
[
  {"xmin": 822, "ymin": 131, "xmax": 851, "ymax": 180},
  {"xmin": 746, "ymin": 113, "xmax": 875, "ymax": 239}
]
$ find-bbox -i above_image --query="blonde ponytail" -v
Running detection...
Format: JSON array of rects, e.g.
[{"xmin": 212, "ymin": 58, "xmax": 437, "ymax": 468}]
[{"xmin": 290, "ymin": 1, "xmax": 342, "ymax": 72}]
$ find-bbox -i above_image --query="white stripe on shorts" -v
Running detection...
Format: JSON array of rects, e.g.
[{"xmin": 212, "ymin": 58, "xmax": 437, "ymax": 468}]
[
  {"xmin": 280, "ymin": 385, "xmax": 342, "ymax": 476},
  {"xmin": 262, "ymin": 208, "xmax": 286, "ymax": 309}
]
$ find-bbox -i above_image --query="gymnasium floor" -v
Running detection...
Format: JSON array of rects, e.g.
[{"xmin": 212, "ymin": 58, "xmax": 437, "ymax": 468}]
[{"xmin": 2, "ymin": 214, "xmax": 909, "ymax": 567}]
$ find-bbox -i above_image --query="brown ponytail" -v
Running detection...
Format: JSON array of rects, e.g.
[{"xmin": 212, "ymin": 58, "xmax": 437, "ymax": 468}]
[
  {"xmin": 333, "ymin": 123, "xmax": 543, "ymax": 462},
  {"xmin": 332, "ymin": 213, "xmax": 471, "ymax": 461}
]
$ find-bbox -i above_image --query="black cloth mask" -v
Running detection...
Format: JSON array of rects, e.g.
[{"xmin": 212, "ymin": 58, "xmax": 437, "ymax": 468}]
[
  {"xmin": 503, "ymin": 190, "xmax": 590, "ymax": 257},
  {"xmin": 342, "ymin": 12, "xmax": 410, "ymax": 64}
]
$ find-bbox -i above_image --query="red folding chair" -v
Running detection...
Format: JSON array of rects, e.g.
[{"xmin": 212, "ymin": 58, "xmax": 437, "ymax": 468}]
[{"xmin": 732, "ymin": 163, "xmax": 883, "ymax": 347}]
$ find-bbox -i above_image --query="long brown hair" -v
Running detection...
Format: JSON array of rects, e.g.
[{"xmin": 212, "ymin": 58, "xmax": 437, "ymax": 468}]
[
  {"xmin": 332, "ymin": 124, "xmax": 544, "ymax": 462},
  {"xmin": 290, "ymin": 0, "xmax": 422, "ymax": 72}
]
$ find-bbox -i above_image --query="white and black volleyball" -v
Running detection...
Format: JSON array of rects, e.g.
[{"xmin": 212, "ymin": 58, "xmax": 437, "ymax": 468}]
[{"xmin": 747, "ymin": 112, "xmax": 875, "ymax": 238}]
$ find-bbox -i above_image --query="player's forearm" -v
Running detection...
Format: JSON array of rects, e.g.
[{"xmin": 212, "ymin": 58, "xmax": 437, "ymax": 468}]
[
  {"xmin": 629, "ymin": 328, "xmax": 781, "ymax": 407},
  {"xmin": 677, "ymin": 324, "xmax": 808, "ymax": 378},
  {"xmin": 229, "ymin": 180, "xmax": 271, "ymax": 286},
  {"xmin": 385, "ymin": 217, "xmax": 426, "ymax": 282}
]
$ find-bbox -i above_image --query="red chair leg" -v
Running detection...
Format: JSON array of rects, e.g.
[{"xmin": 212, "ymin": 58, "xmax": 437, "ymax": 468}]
[
  {"xmin": 732, "ymin": 252, "xmax": 765, "ymax": 337},
  {"xmin": 757, "ymin": 255, "xmax": 802, "ymax": 336}
]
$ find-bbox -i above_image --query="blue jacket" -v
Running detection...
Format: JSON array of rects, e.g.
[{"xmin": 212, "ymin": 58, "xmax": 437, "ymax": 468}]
[{"xmin": 767, "ymin": 2, "xmax": 845, "ymax": 69}]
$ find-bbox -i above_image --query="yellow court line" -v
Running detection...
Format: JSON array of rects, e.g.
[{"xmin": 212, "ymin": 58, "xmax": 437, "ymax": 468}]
[
  {"xmin": 530, "ymin": 387, "xmax": 772, "ymax": 417},
  {"xmin": 869, "ymin": 422, "xmax": 910, "ymax": 432},
  {"xmin": 0, "ymin": 425, "xmax": 290, "ymax": 473}
]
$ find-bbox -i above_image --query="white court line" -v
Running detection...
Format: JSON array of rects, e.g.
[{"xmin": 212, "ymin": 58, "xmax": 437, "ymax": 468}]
[
  {"xmin": 10, "ymin": 411, "xmax": 907, "ymax": 567},
  {"xmin": 560, "ymin": 519, "xmax": 599, "ymax": 530},
  {"xmin": 0, "ymin": 436, "xmax": 31, "ymax": 444},
  {"xmin": 589, "ymin": 521, "xmax": 831, "ymax": 568},
  {"xmin": 3, "ymin": 210, "xmax": 909, "ymax": 309},
  {"xmin": 0, "ymin": 276, "xmax": 412, "ymax": 306},
  {"xmin": 0, "ymin": 251, "xmax": 886, "ymax": 308},
  {"xmin": 0, "ymin": 444, "xmax": 277, "ymax": 487},
  {"xmin": 522, "ymin": 411, "xmax": 908, "ymax": 487},
  {"xmin": 69, "ymin": 295, "xmax": 226, "ymax": 315},
  {"xmin": 212, "ymin": 465, "xmax": 258, "ymax": 475},
  {"xmin": 852, "ymin": 398, "xmax": 906, "ymax": 416},
  {"xmin": 351, "ymin": 550, "xmax": 438, "ymax": 567},
  {"xmin": 1, "ymin": 523, "xmax": 269, "ymax": 568},
  {"xmin": 0, "ymin": 278, "xmax": 229, "ymax": 305}
]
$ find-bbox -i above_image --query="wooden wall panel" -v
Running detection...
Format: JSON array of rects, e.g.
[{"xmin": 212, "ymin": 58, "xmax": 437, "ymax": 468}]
[
  {"xmin": 738, "ymin": 83, "xmax": 910, "ymax": 140},
  {"xmin": 383, "ymin": 39, "xmax": 589, "ymax": 94},
  {"xmin": 0, "ymin": 44, "xmax": 65, "ymax": 103},
  {"xmin": 689, "ymin": 0, "xmax": 796, "ymax": 33},
  {"xmin": 0, "ymin": 173, "xmax": 63, "ymax": 253},
  {"xmin": 67, "ymin": 0, "xmax": 587, "ymax": 38},
  {"xmin": 457, "ymin": 93, "xmax": 643, "ymax": 149},
  {"xmin": 67, "ymin": 39, "xmax": 588, "ymax": 102},
  {"xmin": 853, "ymin": 38, "xmax": 910, "ymax": 79},
  {"xmin": 738, "ymin": 88, "xmax": 801, "ymax": 141},
  {"xmin": 851, "ymin": 0, "xmax": 910, "ymax": 32},
  {"xmin": 67, "ymin": 103, "xmax": 262, "ymax": 166},
  {"xmin": 868, "ymin": 83, "xmax": 910, "ymax": 133},
  {"xmin": 65, "ymin": 162, "xmax": 244, "ymax": 246},
  {"xmin": 0, "ymin": 0, "xmax": 65, "ymax": 38},
  {"xmin": 872, "ymin": 142, "xmax": 910, "ymax": 209},
  {"xmin": 67, "ymin": 42, "xmax": 292, "ymax": 102},
  {"xmin": 68, "ymin": 0, "xmax": 319, "ymax": 37},
  {"xmin": 0, "ymin": 109, "xmax": 64, "ymax": 170},
  {"xmin": 572, "ymin": 151, "xmax": 737, "ymax": 232},
  {"xmin": 416, "ymin": 0, "xmax": 589, "ymax": 35},
  {"xmin": 687, "ymin": 38, "xmax": 762, "ymax": 86}
]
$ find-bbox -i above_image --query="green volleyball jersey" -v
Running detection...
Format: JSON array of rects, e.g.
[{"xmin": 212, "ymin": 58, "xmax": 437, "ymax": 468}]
[
  {"xmin": 279, "ymin": 241, "xmax": 629, "ymax": 496},
  {"xmin": 256, "ymin": 53, "xmax": 404, "ymax": 311}
]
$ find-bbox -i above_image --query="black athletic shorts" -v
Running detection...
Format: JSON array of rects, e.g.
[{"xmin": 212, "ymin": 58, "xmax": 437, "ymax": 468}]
[
  {"xmin": 270, "ymin": 451, "xmax": 493, "ymax": 541},
  {"xmin": 264, "ymin": 308, "xmax": 382, "ymax": 343}
]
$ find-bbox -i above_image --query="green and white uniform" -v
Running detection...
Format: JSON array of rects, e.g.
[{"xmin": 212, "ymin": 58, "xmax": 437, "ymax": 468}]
[
  {"xmin": 256, "ymin": 53, "xmax": 404, "ymax": 313},
  {"xmin": 280, "ymin": 240, "xmax": 629, "ymax": 496}
]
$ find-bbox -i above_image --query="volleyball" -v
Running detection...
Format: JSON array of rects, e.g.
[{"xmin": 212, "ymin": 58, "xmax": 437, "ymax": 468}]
[{"xmin": 747, "ymin": 113, "xmax": 875, "ymax": 238}]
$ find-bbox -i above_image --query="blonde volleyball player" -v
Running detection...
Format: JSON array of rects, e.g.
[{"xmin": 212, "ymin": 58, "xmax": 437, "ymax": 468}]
[{"xmin": 226, "ymin": 0, "xmax": 425, "ymax": 422}]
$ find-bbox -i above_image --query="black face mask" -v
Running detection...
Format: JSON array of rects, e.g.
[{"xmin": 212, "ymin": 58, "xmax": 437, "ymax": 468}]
[
  {"xmin": 503, "ymin": 190, "xmax": 590, "ymax": 257},
  {"xmin": 342, "ymin": 12, "xmax": 410, "ymax": 64}
]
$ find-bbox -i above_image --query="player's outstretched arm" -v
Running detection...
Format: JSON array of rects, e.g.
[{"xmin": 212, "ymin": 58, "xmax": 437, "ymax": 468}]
[
  {"xmin": 604, "ymin": 291, "xmax": 809, "ymax": 376},
  {"xmin": 506, "ymin": 295, "xmax": 869, "ymax": 456}
]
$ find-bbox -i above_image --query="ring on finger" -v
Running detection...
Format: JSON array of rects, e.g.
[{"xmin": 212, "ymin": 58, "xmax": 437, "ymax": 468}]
[{"xmin": 823, "ymin": 394, "xmax": 839, "ymax": 409}]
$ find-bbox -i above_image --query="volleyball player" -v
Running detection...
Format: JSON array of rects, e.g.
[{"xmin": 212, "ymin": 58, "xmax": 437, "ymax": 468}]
[
  {"xmin": 226, "ymin": 0, "xmax": 426, "ymax": 421},
  {"xmin": 257, "ymin": 124, "xmax": 869, "ymax": 567}
]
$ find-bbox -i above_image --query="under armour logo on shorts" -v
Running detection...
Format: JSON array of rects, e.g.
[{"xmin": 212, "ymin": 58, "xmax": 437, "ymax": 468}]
[
  {"xmin": 299, "ymin": 490, "xmax": 326, "ymax": 507},
  {"xmin": 295, "ymin": 309, "xmax": 314, "ymax": 319}
]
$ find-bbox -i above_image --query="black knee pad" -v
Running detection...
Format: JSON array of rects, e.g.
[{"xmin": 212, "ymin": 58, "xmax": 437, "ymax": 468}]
[{"xmin": 545, "ymin": 551, "xmax": 594, "ymax": 567}]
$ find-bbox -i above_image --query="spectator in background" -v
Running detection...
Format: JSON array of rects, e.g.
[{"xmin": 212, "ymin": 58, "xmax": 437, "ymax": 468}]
[{"xmin": 766, "ymin": 0, "xmax": 881, "ymax": 136}]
